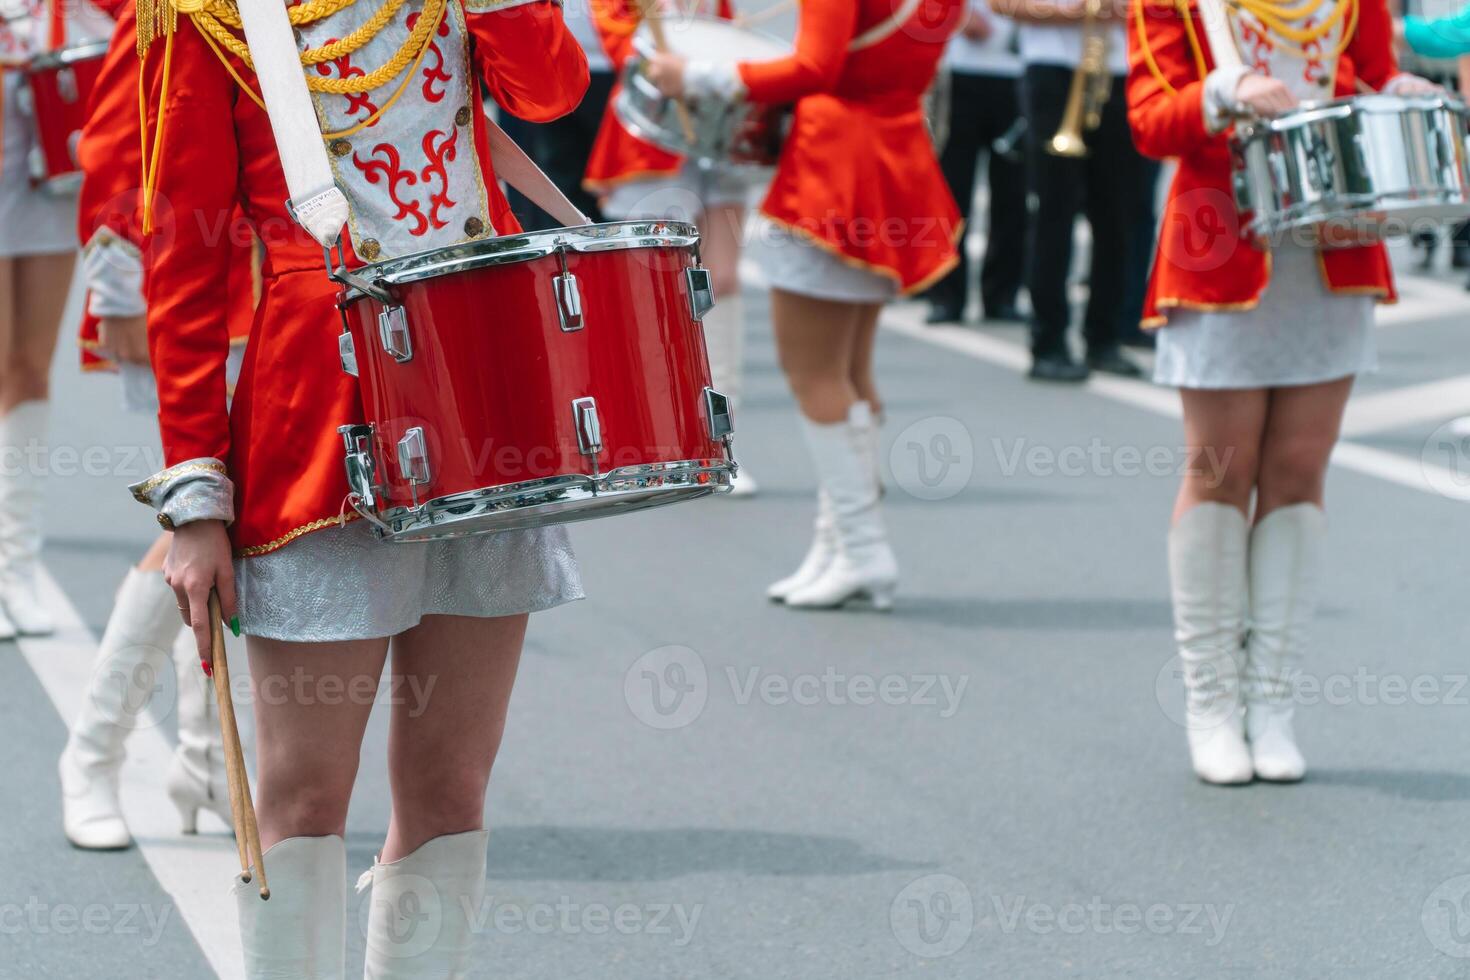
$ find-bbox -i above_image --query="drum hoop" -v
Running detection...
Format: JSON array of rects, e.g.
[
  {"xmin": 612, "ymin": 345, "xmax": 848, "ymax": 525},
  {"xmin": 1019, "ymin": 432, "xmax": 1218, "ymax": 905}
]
[
  {"xmin": 27, "ymin": 40, "xmax": 108, "ymax": 72},
  {"xmin": 1240, "ymin": 93, "xmax": 1468, "ymax": 138},
  {"xmin": 344, "ymin": 220, "xmax": 701, "ymax": 295}
]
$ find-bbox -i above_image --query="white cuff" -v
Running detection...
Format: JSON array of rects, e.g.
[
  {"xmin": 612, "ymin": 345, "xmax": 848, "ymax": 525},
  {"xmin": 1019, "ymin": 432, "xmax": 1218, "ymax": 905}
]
[
  {"xmin": 1202, "ymin": 65, "xmax": 1252, "ymax": 134},
  {"xmin": 82, "ymin": 231, "xmax": 146, "ymax": 319},
  {"xmin": 685, "ymin": 60, "xmax": 744, "ymax": 100},
  {"xmin": 1382, "ymin": 72, "xmax": 1430, "ymax": 95}
]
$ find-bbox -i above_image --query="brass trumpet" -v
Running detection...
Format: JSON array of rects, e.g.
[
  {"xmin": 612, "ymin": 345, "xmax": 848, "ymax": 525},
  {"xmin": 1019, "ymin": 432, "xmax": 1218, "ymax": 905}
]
[{"xmin": 1047, "ymin": 0, "xmax": 1112, "ymax": 158}]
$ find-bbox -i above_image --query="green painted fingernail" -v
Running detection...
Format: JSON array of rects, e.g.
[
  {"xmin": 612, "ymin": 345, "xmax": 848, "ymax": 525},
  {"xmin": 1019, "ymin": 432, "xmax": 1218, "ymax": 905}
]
[{"xmin": 230, "ymin": 616, "xmax": 241, "ymax": 637}]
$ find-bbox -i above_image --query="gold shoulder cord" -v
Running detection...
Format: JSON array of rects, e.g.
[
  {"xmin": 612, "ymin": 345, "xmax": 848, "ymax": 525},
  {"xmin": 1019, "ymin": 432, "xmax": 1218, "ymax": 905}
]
[
  {"xmin": 136, "ymin": 0, "xmax": 451, "ymax": 230},
  {"xmin": 1134, "ymin": 0, "xmax": 1358, "ymax": 96}
]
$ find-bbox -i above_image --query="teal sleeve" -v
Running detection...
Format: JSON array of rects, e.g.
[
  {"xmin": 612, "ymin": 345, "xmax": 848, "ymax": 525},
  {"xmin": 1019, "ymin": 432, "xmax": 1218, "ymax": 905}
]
[{"xmin": 1404, "ymin": 12, "xmax": 1470, "ymax": 59}]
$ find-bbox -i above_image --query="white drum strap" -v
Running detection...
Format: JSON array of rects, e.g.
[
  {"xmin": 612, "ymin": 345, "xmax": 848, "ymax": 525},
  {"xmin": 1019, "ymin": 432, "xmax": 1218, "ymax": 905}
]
[
  {"xmin": 236, "ymin": 0, "xmax": 350, "ymax": 249},
  {"xmin": 485, "ymin": 115, "xmax": 591, "ymax": 227},
  {"xmin": 1195, "ymin": 0, "xmax": 1244, "ymax": 70},
  {"xmin": 847, "ymin": 0, "xmax": 926, "ymax": 52}
]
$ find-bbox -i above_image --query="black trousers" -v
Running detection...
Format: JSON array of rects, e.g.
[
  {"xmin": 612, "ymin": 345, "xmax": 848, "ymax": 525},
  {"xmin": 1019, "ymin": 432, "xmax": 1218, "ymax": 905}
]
[
  {"xmin": 926, "ymin": 70, "xmax": 1027, "ymax": 316},
  {"xmin": 501, "ymin": 70, "xmax": 616, "ymax": 231},
  {"xmin": 1022, "ymin": 65, "xmax": 1151, "ymax": 357}
]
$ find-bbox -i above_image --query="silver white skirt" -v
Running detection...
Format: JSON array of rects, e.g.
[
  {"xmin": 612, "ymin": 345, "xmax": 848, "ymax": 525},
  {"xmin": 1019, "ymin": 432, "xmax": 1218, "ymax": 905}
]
[
  {"xmin": 1153, "ymin": 245, "xmax": 1377, "ymax": 389},
  {"xmin": 751, "ymin": 217, "xmax": 898, "ymax": 303},
  {"xmin": 233, "ymin": 520, "xmax": 583, "ymax": 642},
  {"xmin": 0, "ymin": 72, "xmax": 77, "ymax": 258}
]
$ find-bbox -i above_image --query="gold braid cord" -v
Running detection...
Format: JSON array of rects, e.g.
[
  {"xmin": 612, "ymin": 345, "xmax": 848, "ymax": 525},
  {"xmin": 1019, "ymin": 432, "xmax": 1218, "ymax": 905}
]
[
  {"xmin": 1133, "ymin": 0, "xmax": 1356, "ymax": 95},
  {"xmin": 142, "ymin": 0, "xmax": 447, "ymax": 94}
]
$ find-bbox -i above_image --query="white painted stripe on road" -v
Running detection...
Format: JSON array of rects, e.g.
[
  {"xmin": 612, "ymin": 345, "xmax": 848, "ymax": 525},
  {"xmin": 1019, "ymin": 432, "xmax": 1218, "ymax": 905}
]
[
  {"xmin": 1340, "ymin": 373, "xmax": 1470, "ymax": 437},
  {"xmin": 17, "ymin": 570, "xmax": 244, "ymax": 980},
  {"xmin": 875, "ymin": 297, "xmax": 1466, "ymax": 501},
  {"xmin": 1379, "ymin": 271, "xmax": 1469, "ymax": 328}
]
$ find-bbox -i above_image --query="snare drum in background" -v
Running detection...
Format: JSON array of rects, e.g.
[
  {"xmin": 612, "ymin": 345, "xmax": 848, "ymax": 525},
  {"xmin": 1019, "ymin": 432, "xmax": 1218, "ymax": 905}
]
[
  {"xmin": 23, "ymin": 40, "xmax": 107, "ymax": 193},
  {"xmin": 334, "ymin": 221, "xmax": 736, "ymax": 542},
  {"xmin": 1230, "ymin": 93, "xmax": 1470, "ymax": 245},
  {"xmin": 617, "ymin": 16, "xmax": 792, "ymax": 168}
]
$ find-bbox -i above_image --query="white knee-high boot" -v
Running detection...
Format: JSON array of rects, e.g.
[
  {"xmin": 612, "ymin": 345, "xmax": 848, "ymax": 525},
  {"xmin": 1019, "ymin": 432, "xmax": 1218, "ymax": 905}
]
[
  {"xmin": 166, "ymin": 628, "xmax": 233, "ymax": 832},
  {"xmin": 785, "ymin": 402, "xmax": 897, "ymax": 610},
  {"xmin": 59, "ymin": 567, "xmax": 181, "ymax": 849},
  {"xmin": 703, "ymin": 294, "xmax": 756, "ymax": 495},
  {"xmin": 1168, "ymin": 502, "xmax": 1253, "ymax": 785},
  {"xmin": 0, "ymin": 399, "xmax": 53, "ymax": 634},
  {"xmin": 1243, "ymin": 503, "xmax": 1324, "ymax": 782},
  {"xmin": 236, "ymin": 835, "xmax": 347, "ymax": 980},
  {"xmin": 766, "ymin": 490, "xmax": 837, "ymax": 601},
  {"xmin": 361, "ymin": 830, "xmax": 490, "ymax": 979}
]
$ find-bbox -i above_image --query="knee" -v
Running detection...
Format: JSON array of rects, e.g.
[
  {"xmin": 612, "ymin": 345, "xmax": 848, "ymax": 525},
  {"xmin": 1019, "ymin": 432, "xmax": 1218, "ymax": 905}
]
[
  {"xmin": 393, "ymin": 767, "xmax": 490, "ymax": 838},
  {"xmin": 1258, "ymin": 439, "xmax": 1332, "ymax": 505},
  {"xmin": 255, "ymin": 762, "xmax": 357, "ymax": 839},
  {"xmin": 1190, "ymin": 444, "xmax": 1259, "ymax": 507}
]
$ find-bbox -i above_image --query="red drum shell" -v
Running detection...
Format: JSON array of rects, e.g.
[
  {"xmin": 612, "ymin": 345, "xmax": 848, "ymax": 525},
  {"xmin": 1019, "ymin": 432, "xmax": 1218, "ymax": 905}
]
[
  {"xmin": 25, "ymin": 42, "xmax": 107, "ymax": 190},
  {"xmin": 339, "ymin": 222, "xmax": 732, "ymax": 539}
]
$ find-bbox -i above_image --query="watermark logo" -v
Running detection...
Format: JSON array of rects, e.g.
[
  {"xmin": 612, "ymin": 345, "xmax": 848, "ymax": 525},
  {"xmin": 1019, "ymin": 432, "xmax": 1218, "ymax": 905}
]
[
  {"xmin": 1421, "ymin": 418, "xmax": 1470, "ymax": 501},
  {"xmin": 890, "ymin": 874, "xmax": 974, "ymax": 959},
  {"xmin": 890, "ymin": 416, "xmax": 973, "ymax": 501},
  {"xmin": 624, "ymin": 645, "xmax": 709, "ymax": 730},
  {"xmin": 1423, "ymin": 874, "xmax": 1470, "ymax": 958}
]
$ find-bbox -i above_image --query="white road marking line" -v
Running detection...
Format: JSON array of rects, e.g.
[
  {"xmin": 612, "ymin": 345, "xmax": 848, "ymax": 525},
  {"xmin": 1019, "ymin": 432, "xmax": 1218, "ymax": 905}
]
[
  {"xmin": 875, "ymin": 298, "xmax": 1465, "ymax": 501},
  {"xmin": 18, "ymin": 569, "xmax": 244, "ymax": 980},
  {"xmin": 1379, "ymin": 271, "xmax": 1470, "ymax": 328},
  {"xmin": 1341, "ymin": 373, "xmax": 1470, "ymax": 437}
]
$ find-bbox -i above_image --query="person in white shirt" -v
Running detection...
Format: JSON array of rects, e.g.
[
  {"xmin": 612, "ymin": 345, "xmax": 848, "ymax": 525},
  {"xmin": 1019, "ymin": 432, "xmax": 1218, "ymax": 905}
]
[
  {"xmin": 924, "ymin": 1, "xmax": 1027, "ymax": 325},
  {"xmin": 992, "ymin": 0, "xmax": 1148, "ymax": 382}
]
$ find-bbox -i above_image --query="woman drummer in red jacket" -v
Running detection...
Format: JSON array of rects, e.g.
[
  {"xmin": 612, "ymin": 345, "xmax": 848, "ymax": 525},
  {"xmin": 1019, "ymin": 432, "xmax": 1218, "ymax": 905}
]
[
  {"xmin": 0, "ymin": 0, "xmax": 112, "ymax": 636},
  {"xmin": 132, "ymin": 1, "xmax": 587, "ymax": 975},
  {"xmin": 1128, "ymin": 0, "xmax": 1434, "ymax": 785},
  {"xmin": 647, "ymin": 0, "xmax": 963, "ymax": 610}
]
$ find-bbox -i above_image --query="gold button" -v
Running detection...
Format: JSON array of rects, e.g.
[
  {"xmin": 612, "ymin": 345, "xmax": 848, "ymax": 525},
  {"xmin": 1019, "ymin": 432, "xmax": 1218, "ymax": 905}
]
[
  {"xmin": 359, "ymin": 238, "xmax": 381, "ymax": 260},
  {"xmin": 464, "ymin": 217, "xmax": 484, "ymax": 237},
  {"xmin": 157, "ymin": 512, "xmax": 176, "ymax": 531},
  {"xmin": 454, "ymin": 105, "xmax": 472, "ymax": 127},
  {"xmin": 330, "ymin": 138, "xmax": 351, "ymax": 157}
]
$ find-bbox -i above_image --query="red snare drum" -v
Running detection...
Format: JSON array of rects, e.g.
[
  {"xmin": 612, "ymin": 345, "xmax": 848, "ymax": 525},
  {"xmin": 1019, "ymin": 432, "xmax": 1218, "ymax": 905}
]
[
  {"xmin": 24, "ymin": 40, "xmax": 107, "ymax": 192},
  {"xmin": 334, "ymin": 221, "xmax": 735, "ymax": 542}
]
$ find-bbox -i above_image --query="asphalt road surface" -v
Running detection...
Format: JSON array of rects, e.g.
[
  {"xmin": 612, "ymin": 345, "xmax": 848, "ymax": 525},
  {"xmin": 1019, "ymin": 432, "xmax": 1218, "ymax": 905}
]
[{"xmin": 6, "ymin": 239, "xmax": 1470, "ymax": 979}]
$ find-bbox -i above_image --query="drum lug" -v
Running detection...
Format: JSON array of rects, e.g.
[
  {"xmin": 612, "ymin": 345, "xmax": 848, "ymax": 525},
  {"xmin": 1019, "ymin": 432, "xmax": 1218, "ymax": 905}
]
[
  {"xmin": 378, "ymin": 305, "xmax": 413, "ymax": 363},
  {"xmin": 397, "ymin": 426, "xmax": 432, "ymax": 490},
  {"xmin": 554, "ymin": 272, "xmax": 584, "ymax": 332},
  {"xmin": 338, "ymin": 423, "xmax": 381, "ymax": 509},
  {"xmin": 58, "ymin": 66, "xmax": 78, "ymax": 103},
  {"xmin": 338, "ymin": 331, "xmax": 358, "ymax": 377},
  {"xmin": 572, "ymin": 397, "xmax": 604, "ymax": 467},
  {"xmin": 703, "ymin": 387, "xmax": 734, "ymax": 441},
  {"xmin": 685, "ymin": 267, "xmax": 714, "ymax": 321}
]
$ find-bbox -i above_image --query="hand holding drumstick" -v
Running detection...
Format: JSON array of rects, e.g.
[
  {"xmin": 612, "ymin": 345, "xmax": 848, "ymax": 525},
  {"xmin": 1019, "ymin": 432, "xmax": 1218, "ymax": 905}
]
[{"xmin": 634, "ymin": 0, "xmax": 698, "ymax": 142}]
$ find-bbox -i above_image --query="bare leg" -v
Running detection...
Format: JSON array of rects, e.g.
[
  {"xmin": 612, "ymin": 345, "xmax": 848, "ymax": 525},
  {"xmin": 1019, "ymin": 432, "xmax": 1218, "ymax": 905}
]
[
  {"xmin": 697, "ymin": 203, "xmax": 745, "ymax": 300},
  {"xmin": 848, "ymin": 302, "xmax": 883, "ymax": 417},
  {"xmin": 1254, "ymin": 376, "xmax": 1354, "ymax": 518},
  {"xmin": 771, "ymin": 288, "xmax": 863, "ymax": 424},
  {"xmin": 2, "ymin": 252, "xmax": 74, "ymax": 412},
  {"xmin": 246, "ymin": 635, "xmax": 389, "ymax": 850},
  {"xmin": 1173, "ymin": 387, "xmax": 1270, "ymax": 522},
  {"xmin": 381, "ymin": 612, "xmax": 528, "ymax": 861}
]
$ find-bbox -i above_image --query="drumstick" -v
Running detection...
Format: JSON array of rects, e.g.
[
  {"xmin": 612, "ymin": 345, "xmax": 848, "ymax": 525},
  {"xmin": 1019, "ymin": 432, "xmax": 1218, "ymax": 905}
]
[
  {"xmin": 635, "ymin": 0, "xmax": 699, "ymax": 144},
  {"xmin": 209, "ymin": 591, "xmax": 270, "ymax": 900}
]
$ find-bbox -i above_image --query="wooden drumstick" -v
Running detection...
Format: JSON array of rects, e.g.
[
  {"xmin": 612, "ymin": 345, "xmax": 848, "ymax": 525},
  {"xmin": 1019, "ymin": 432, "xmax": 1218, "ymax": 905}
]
[
  {"xmin": 635, "ymin": 0, "xmax": 699, "ymax": 144},
  {"xmin": 209, "ymin": 591, "xmax": 270, "ymax": 900}
]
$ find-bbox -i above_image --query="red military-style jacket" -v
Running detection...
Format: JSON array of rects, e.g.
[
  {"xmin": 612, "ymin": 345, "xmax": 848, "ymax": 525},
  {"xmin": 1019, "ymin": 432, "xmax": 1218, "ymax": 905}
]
[
  {"xmin": 76, "ymin": 2, "xmax": 255, "ymax": 374},
  {"xmin": 741, "ymin": 0, "xmax": 963, "ymax": 293},
  {"xmin": 137, "ymin": 0, "xmax": 588, "ymax": 556},
  {"xmin": 1126, "ymin": 0, "xmax": 1398, "ymax": 327}
]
